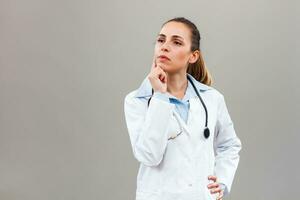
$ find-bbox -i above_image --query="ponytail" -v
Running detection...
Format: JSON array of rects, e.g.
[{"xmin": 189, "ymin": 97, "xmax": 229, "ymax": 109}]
[{"xmin": 187, "ymin": 50, "xmax": 213, "ymax": 86}]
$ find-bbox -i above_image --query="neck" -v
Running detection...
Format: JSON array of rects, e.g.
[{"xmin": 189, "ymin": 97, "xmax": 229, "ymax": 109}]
[{"xmin": 167, "ymin": 72, "xmax": 188, "ymax": 97}]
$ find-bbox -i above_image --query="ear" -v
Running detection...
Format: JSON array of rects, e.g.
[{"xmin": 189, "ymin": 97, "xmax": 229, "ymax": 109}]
[{"xmin": 188, "ymin": 50, "xmax": 200, "ymax": 64}]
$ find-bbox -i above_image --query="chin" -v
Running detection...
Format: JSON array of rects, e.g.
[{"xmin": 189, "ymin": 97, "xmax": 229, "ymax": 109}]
[
  {"xmin": 160, "ymin": 65, "xmax": 171, "ymax": 71},
  {"xmin": 163, "ymin": 67, "xmax": 180, "ymax": 74}
]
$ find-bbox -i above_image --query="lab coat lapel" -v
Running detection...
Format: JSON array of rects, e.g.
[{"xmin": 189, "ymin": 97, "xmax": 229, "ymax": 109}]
[
  {"xmin": 188, "ymin": 97, "xmax": 207, "ymax": 150},
  {"xmin": 172, "ymin": 96, "xmax": 208, "ymax": 157},
  {"xmin": 172, "ymin": 110, "xmax": 191, "ymax": 137},
  {"xmin": 170, "ymin": 101, "xmax": 198, "ymax": 158}
]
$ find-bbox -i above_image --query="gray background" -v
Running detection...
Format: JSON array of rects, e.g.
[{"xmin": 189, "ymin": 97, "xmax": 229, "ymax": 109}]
[{"xmin": 1, "ymin": 0, "xmax": 299, "ymax": 199}]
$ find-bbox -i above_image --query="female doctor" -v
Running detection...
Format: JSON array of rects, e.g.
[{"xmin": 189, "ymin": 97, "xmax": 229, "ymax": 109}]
[{"xmin": 124, "ymin": 17, "xmax": 242, "ymax": 200}]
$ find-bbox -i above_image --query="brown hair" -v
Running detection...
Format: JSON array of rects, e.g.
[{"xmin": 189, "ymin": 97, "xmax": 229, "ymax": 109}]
[{"xmin": 162, "ymin": 17, "xmax": 213, "ymax": 86}]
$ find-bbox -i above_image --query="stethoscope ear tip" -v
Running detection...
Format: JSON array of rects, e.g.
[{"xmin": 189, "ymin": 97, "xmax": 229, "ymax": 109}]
[{"xmin": 204, "ymin": 127, "xmax": 210, "ymax": 139}]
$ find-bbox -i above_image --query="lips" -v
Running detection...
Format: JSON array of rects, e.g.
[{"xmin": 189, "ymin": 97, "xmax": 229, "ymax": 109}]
[{"xmin": 158, "ymin": 55, "xmax": 170, "ymax": 60}]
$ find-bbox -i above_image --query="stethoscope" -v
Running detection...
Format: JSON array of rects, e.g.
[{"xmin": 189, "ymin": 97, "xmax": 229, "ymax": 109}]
[{"xmin": 147, "ymin": 74, "xmax": 210, "ymax": 139}]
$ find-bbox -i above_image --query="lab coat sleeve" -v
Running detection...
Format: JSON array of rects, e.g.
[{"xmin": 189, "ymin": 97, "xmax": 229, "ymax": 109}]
[
  {"xmin": 124, "ymin": 91, "xmax": 175, "ymax": 167},
  {"xmin": 213, "ymin": 94, "xmax": 242, "ymax": 196}
]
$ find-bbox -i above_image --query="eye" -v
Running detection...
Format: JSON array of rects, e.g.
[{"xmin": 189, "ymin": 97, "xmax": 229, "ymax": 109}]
[
  {"xmin": 174, "ymin": 41, "xmax": 182, "ymax": 45},
  {"xmin": 157, "ymin": 38, "xmax": 164, "ymax": 43}
]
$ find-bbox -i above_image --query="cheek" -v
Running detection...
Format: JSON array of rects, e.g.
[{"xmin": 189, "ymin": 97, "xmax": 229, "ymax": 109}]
[
  {"xmin": 154, "ymin": 45, "xmax": 161, "ymax": 55},
  {"xmin": 174, "ymin": 50, "xmax": 189, "ymax": 64}
]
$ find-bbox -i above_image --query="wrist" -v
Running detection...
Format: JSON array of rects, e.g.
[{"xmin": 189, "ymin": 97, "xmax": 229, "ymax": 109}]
[
  {"xmin": 153, "ymin": 91, "xmax": 169, "ymax": 102},
  {"xmin": 153, "ymin": 89, "xmax": 166, "ymax": 94}
]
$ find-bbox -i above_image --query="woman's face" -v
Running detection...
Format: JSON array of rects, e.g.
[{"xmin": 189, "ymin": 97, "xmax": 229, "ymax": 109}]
[{"xmin": 154, "ymin": 21, "xmax": 198, "ymax": 74}]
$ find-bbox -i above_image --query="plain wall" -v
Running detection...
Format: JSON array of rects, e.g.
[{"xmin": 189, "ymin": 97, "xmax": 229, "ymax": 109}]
[{"xmin": 0, "ymin": 0, "xmax": 299, "ymax": 199}]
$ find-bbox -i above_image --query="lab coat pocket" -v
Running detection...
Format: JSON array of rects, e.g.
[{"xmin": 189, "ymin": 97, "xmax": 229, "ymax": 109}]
[
  {"xmin": 164, "ymin": 114, "xmax": 182, "ymax": 161},
  {"xmin": 167, "ymin": 113, "xmax": 183, "ymax": 141},
  {"xmin": 166, "ymin": 114, "xmax": 192, "ymax": 158}
]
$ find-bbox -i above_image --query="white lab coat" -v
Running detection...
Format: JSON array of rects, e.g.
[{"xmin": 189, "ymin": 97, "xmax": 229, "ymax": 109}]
[{"xmin": 124, "ymin": 74, "xmax": 242, "ymax": 200}]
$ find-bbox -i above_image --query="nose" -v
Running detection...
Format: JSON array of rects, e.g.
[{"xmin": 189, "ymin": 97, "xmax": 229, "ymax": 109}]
[{"xmin": 160, "ymin": 41, "xmax": 170, "ymax": 52}]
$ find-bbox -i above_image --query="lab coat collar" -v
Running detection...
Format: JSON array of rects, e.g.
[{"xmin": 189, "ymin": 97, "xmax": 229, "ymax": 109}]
[{"xmin": 134, "ymin": 73, "xmax": 212, "ymax": 98}]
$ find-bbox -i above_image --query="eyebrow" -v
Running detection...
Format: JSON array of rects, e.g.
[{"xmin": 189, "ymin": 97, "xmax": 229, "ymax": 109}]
[{"xmin": 157, "ymin": 34, "xmax": 184, "ymax": 40}]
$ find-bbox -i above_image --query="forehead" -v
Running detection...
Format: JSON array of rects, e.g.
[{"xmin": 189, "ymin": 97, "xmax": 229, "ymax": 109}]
[{"xmin": 158, "ymin": 21, "xmax": 191, "ymax": 40}]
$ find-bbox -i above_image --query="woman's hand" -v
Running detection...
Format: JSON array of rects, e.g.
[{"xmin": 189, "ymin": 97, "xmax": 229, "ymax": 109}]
[
  {"xmin": 207, "ymin": 175, "xmax": 224, "ymax": 200},
  {"xmin": 147, "ymin": 56, "xmax": 168, "ymax": 93}
]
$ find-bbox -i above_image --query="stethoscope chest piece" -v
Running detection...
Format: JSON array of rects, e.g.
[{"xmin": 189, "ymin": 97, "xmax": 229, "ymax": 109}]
[{"xmin": 204, "ymin": 127, "xmax": 210, "ymax": 139}]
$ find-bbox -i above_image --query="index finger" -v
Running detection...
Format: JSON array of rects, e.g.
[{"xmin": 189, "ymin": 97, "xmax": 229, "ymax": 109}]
[{"xmin": 151, "ymin": 56, "xmax": 157, "ymax": 69}]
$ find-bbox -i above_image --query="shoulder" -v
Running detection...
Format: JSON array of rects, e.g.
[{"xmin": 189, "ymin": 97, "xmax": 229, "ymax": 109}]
[
  {"xmin": 124, "ymin": 90, "xmax": 147, "ymax": 112},
  {"xmin": 124, "ymin": 89, "xmax": 138, "ymax": 101},
  {"xmin": 186, "ymin": 73, "xmax": 224, "ymax": 102},
  {"xmin": 199, "ymin": 86, "xmax": 230, "ymax": 117},
  {"xmin": 124, "ymin": 89, "xmax": 139, "ymax": 105},
  {"xmin": 206, "ymin": 87, "xmax": 232, "ymax": 120},
  {"xmin": 200, "ymin": 84, "xmax": 225, "ymax": 105}
]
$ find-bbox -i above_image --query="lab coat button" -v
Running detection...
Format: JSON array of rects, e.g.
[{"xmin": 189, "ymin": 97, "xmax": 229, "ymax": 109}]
[{"xmin": 188, "ymin": 183, "xmax": 192, "ymax": 187}]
